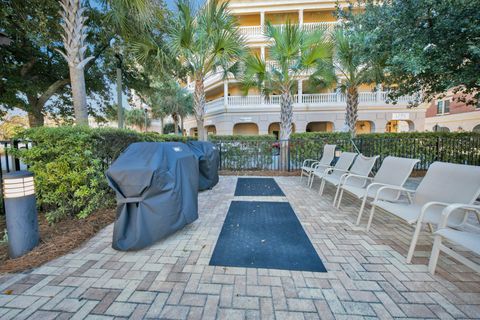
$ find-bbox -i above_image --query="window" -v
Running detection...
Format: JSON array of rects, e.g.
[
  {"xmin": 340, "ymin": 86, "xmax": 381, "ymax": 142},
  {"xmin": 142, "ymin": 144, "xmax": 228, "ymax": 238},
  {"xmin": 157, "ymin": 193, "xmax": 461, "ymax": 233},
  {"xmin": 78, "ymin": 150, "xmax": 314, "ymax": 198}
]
[{"xmin": 436, "ymin": 99, "xmax": 450, "ymax": 115}]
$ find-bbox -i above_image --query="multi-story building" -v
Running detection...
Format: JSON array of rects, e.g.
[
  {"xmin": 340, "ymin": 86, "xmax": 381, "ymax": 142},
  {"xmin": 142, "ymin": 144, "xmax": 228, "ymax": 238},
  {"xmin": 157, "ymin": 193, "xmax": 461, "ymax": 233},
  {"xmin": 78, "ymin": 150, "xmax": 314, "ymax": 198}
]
[
  {"xmin": 424, "ymin": 91, "xmax": 480, "ymax": 132},
  {"xmin": 183, "ymin": 0, "xmax": 427, "ymax": 137}
]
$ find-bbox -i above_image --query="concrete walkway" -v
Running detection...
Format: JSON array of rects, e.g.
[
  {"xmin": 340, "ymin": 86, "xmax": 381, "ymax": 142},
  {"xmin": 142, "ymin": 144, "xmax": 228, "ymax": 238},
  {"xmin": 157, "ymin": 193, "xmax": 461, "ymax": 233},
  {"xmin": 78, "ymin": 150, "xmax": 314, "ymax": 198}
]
[{"xmin": 0, "ymin": 176, "xmax": 479, "ymax": 319}]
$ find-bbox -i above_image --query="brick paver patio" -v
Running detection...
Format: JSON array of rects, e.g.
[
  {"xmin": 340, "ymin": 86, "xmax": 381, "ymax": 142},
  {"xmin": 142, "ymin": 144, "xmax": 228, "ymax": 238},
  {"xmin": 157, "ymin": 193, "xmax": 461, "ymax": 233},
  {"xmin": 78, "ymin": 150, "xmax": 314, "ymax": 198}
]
[{"xmin": 0, "ymin": 176, "xmax": 479, "ymax": 319}]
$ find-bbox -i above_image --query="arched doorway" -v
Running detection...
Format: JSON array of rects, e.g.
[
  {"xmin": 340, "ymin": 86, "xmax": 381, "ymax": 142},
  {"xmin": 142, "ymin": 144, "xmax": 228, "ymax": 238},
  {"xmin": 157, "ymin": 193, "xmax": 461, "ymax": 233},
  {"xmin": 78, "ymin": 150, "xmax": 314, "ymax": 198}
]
[
  {"xmin": 233, "ymin": 123, "xmax": 259, "ymax": 135},
  {"xmin": 189, "ymin": 127, "xmax": 198, "ymax": 137},
  {"xmin": 306, "ymin": 121, "xmax": 334, "ymax": 132},
  {"xmin": 205, "ymin": 125, "xmax": 217, "ymax": 135},
  {"xmin": 268, "ymin": 122, "xmax": 296, "ymax": 139},
  {"xmin": 432, "ymin": 124, "xmax": 450, "ymax": 132},
  {"xmin": 356, "ymin": 121, "xmax": 374, "ymax": 134},
  {"xmin": 473, "ymin": 124, "xmax": 480, "ymax": 133},
  {"xmin": 386, "ymin": 120, "xmax": 414, "ymax": 133}
]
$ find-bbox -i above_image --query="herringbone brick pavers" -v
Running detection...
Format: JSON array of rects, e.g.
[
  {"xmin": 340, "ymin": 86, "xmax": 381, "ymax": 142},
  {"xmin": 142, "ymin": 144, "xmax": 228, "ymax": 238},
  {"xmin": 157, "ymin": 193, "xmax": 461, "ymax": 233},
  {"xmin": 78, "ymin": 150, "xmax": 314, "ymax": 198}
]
[{"xmin": 0, "ymin": 176, "xmax": 479, "ymax": 319}]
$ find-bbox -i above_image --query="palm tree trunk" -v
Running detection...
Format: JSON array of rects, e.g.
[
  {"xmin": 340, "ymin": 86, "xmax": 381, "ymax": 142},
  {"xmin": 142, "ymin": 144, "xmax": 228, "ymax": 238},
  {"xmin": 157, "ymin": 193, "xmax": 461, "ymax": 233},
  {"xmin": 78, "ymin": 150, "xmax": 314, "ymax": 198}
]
[
  {"xmin": 279, "ymin": 90, "xmax": 294, "ymax": 171},
  {"xmin": 345, "ymin": 86, "xmax": 359, "ymax": 138},
  {"xmin": 57, "ymin": 0, "xmax": 93, "ymax": 126},
  {"xmin": 159, "ymin": 117, "xmax": 164, "ymax": 134},
  {"xmin": 180, "ymin": 115, "xmax": 184, "ymax": 136},
  {"xmin": 69, "ymin": 67, "xmax": 89, "ymax": 125},
  {"xmin": 173, "ymin": 114, "xmax": 179, "ymax": 135},
  {"xmin": 194, "ymin": 78, "xmax": 206, "ymax": 141}
]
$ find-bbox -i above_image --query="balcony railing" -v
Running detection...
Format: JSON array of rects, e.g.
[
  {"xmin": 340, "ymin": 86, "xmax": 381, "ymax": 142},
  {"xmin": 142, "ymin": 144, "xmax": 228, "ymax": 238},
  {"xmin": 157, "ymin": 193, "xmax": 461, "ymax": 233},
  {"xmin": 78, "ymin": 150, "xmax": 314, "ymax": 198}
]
[
  {"xmin": 239, "ymin": 22, "xmax": 338, "ymax": 38},
  {"xmin": 204, "ymin": 92, "xmax": 418, "ymax": 113}
]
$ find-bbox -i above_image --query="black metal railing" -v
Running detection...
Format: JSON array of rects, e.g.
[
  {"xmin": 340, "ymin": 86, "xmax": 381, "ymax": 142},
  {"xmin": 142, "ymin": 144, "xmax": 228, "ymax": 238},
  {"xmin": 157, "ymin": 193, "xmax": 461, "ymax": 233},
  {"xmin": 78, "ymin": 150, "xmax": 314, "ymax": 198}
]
[{"xmin": 215, "ymin": 136, "xmax": 480, "ymax": 172}]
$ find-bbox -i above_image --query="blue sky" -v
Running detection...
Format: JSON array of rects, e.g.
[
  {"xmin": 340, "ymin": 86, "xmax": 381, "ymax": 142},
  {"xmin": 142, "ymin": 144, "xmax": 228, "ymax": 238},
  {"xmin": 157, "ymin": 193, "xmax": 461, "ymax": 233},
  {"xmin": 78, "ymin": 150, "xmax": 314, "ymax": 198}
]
[{"xmin": 165, "ymin": 0, "xmax": 204, "ymax": 11}]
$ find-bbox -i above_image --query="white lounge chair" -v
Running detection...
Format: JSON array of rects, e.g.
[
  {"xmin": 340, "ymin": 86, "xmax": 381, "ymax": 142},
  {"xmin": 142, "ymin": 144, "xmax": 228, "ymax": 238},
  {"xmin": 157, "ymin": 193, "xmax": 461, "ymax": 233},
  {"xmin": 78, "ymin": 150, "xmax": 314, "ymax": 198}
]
[
  {"xmin": 321, "ymin": 154, "xmax": 379, "ymax": 205},
  {"xmin": 336, "ymin": 156, "xmax": 419, "ymax": 225},
  {"xmin": 368, "ymin": 162, "xmax": 480, "ymax": 263},
  {"xmin": 311, "ymin": 152, "xmax": 357, "ymax": 189},
  {"xmin": 428, "ymin": 204, "xmax": 480, "ymax": 274},
  {"xmin": 300, "ymin": 144, "xmax": 336, "ymax": 184}
]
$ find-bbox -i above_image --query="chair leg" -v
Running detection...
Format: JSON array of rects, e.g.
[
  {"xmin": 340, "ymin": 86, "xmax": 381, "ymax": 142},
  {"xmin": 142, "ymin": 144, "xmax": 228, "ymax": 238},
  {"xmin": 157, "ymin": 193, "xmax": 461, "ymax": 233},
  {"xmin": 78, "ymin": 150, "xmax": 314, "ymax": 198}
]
[
  {"xmin": 333, "ymin": 184, "xmax": 341, "ymax": 205},
  {"xmin": 406, "ymin": 221, "xmax": 423, "ymax": 263},
  {"xmin": 427, "ymin": 223, "xmax": 434, "ymax": 233},
  {"xmin": 356, "ymin": 196, "xmax": 367, "ymax": 225},
  {"xmin": 300, "ymin": 170, "xmax": 304, "ymax": 181},
  {"xmin": 366, "ymin": 204, "xmax": 376, "ymax": 232},
  {"xmin": 428, "ymin": 235, "xmax": 442, "ymax": 275},
  {"xmin": 319, "ymin": 179, "xmax": 325, "ymax": 195},
  {"xmin": 309, "ymin": 175, "xmax": 315, "ymax": 188},
  {"xmin": 336, "ymin": 189, "xmax": 344, "ymax": 209}
]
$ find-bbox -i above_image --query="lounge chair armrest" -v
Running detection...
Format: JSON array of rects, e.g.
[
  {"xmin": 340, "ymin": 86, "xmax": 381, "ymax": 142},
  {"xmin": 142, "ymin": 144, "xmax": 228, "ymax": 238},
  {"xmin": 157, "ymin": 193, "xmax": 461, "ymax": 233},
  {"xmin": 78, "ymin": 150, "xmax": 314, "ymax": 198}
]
[
  {"xmin": 302, "ymin": 159, "xmax": 318, "ymax": 167},
  {"xmin": 372, "ymin": 185, "xmax": 416, "ymax": 203},
  {"xmin": 342, "ymin": 173, "xmax": 372, "ymax": 186},
  {"xmin": 437, "ymin": 203, "xmax": 480, "ymax": 229},
  {"xmin": 314, "ymin": 163, "xmax": 331, "ymax": 170},
  {"xmin": 416, "ymin": 201, "xmax": 452, "ymax": 225}
]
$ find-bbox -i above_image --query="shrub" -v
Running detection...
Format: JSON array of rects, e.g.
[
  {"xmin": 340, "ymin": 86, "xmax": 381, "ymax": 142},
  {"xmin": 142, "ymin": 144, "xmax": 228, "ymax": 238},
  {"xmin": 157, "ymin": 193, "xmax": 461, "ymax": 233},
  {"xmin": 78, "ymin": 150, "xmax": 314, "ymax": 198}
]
[
  {"xmin": 13, "ymin": 126, "xmax": 192, "ymax": 223},
  {"xmin": 209, "ymin": 135, "xmax": 277, "ymax": 170}
]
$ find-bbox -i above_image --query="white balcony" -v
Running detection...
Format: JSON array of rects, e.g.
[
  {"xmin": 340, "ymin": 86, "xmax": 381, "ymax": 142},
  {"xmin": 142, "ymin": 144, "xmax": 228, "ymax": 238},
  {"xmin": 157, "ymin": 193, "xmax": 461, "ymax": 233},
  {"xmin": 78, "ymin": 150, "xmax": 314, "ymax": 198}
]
[
  {"xmin": 238, "ymin": 22, "xmax": 338, "ymax": 39},
  {"xmin": 204, "ymin": 92, "xmax": 419, "ymax": 115}
]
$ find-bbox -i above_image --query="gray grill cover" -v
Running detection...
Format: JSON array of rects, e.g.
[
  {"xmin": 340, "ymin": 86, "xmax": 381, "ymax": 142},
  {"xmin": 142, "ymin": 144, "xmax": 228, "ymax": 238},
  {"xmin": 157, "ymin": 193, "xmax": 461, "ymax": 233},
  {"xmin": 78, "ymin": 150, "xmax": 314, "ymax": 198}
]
[
  {"xmin": 106, "ymin": 142, "xmax": 199, "ymax": 251},
  {"xmin": 186, "ymin": 141, "xmax": 220, "ymax": 190}
]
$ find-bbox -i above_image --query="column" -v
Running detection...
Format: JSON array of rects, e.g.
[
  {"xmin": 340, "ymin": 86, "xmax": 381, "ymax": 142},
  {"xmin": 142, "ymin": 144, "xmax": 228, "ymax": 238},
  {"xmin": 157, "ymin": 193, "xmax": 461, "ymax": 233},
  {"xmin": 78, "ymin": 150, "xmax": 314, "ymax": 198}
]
[
  {"xmin": 260, "ymin": 46, "xmax": 265, "ymax": 60},
  {"xmin": 223, "ymin": 80, "xmax": 228, "ymax": 108},
  {"xmin": 260, "ymin": 11, "xmax": 265, "ymax": 33},
  {"xmin": 299, "ymin": 9, "xmax": 304, "ymax": 27},
  {"xmin": 376, "ymin": 84, "xmax": 382, "ymax": 101},
  {"xmin": 298, "ymin": 80, "xmax": 303, "ymax": 104}
]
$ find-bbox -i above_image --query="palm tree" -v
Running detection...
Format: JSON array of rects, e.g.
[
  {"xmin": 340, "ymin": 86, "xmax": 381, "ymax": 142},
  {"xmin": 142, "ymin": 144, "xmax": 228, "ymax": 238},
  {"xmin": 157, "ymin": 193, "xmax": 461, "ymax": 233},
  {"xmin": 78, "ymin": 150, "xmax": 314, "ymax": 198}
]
[
  {"xmin": 57, "ymin": 0, "xmax": 166, "ymax": 126},
  {"xmin": 169, "ymin": 0, "xmax": 246, "ymax": 141},
  {"xmin": 57, "ymin": 0, "xmax": 94, "ymax": 125},
  {"xmin": 312, "ymin": 29, "xmax": 384, "ymax": 137},
  {"xmin": 242, "ymin": 22, "xmax": 334, "ymax": 169},
  {"xmin": 125, "ymin": 108, "xmax": 150, "ymax": 131}
]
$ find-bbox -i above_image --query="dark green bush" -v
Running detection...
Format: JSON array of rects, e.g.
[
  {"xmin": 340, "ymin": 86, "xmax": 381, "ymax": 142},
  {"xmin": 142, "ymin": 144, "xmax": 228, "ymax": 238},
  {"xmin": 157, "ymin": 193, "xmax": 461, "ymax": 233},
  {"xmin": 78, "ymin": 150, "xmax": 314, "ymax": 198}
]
[{"xmin": 13, "ymin": 126, "xmax": 192, "ymax": 223}]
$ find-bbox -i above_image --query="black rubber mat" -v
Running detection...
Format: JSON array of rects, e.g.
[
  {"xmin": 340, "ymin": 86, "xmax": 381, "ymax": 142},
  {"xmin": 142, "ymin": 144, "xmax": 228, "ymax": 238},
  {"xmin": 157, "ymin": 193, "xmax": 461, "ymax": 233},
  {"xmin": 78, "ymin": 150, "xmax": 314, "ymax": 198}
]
[
  {"xmin": 234, "ymin": 178, "xmax": 285, "ymax": 196},
  {"xmin": 209, "ymin": 201, "xmax": 326, "ymax": 272}
]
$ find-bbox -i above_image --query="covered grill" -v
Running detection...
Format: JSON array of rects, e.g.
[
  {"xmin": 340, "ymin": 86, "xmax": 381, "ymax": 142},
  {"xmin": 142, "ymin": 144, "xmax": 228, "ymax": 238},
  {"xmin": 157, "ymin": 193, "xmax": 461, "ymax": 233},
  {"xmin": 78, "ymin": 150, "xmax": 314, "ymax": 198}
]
[
  {"xmin": 186, "ymin": 141, "xmax": 220, "ymax": 190},
  {"xmin": 106, "ymin": 142, "xmax": 198, "ymax": 251}
]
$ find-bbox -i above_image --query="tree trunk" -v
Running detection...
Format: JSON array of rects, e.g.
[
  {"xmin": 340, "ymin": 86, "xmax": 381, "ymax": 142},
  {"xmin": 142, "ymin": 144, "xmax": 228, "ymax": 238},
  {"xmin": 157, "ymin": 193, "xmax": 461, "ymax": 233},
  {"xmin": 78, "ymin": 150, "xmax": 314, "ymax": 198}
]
[
  {"xmin": 159, "ymin": 117, "xmax": 164, "ymax": 134},
  {"xmin": 26, "ymin": 95, "xmax": 45, "ymax": 127},
  {"xmin": 27, "ymin": 107, "xmax": 45, "ymax": 127},
  {"xmin": 345, "ymin": 86, "xmax": 359, "ymax": 138},
  {"xmin": 173, "ymin": 113, "xmax": 179, "ymax": 135},
  {"xmin": 194, "ymin": 78, "xmax": 206, "ymax": 141},
  {"xmin": 279, "ymin": 90, "xmax": 294, "ymax": 171},
  {"xmin": 69, "ymin": 67, "xmax": 89, "ymax": 125},
  {"xmin": 180, "ymin": 115, "xmax": 184, "ymax": 136}
]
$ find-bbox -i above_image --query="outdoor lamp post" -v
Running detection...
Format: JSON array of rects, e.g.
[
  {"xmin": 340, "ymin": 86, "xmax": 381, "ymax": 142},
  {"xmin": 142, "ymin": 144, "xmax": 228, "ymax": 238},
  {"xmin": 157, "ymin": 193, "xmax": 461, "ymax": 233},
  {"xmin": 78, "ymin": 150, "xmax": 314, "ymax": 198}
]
[{"xmin": 3, "ymin": 171, "xmax": 39, "ymax": 258}]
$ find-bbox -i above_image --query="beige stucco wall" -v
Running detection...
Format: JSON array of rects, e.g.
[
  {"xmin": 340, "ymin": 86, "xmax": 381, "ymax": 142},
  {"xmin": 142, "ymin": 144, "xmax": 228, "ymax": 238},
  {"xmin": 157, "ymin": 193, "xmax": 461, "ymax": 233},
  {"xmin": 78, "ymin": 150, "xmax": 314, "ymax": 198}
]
[
  {"xmin": 236, "ymin": 14, "xmax": 260, "ymax": 26},
  {"xmin": 424, "ymin": 110, "xmax": 480, "ymax": 132},
  {"xmin": 304, "ymin": 10, "xmax": 336, "ymax": 22}
]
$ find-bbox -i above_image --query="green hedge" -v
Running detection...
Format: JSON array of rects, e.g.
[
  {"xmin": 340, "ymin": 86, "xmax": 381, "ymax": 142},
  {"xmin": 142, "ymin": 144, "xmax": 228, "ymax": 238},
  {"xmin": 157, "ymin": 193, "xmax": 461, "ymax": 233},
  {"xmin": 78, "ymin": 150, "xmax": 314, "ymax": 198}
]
[
  {"xmin": 13, "ymin": 126, "xmax": 192, "ymax": 223},
  {"xmin": 209, "ymin": 134, "xmax": 276, "ymax": 141},
  {"xmin": 291, "ymin": 131, "xmax": 480, "ymax": 170},
  {"xmin": 209, "ymin": 135, "xmax": 278, "ymax": 170}
]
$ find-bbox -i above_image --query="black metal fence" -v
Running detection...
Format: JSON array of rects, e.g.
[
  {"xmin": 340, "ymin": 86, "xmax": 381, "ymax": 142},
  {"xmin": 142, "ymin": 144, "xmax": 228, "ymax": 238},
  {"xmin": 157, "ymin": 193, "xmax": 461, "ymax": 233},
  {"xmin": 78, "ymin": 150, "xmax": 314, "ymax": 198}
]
[{"xmin": 215, "ymin": 135, "xmax": 480, "ymax": 172}]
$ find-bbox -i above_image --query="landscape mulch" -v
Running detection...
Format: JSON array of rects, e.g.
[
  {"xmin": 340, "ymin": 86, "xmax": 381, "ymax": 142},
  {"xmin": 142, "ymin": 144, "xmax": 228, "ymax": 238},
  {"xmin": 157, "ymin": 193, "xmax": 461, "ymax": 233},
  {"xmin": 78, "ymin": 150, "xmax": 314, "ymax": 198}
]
[{"xmin": 0, "ymin": 208, "xmax": 116, "ymax": 274}]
